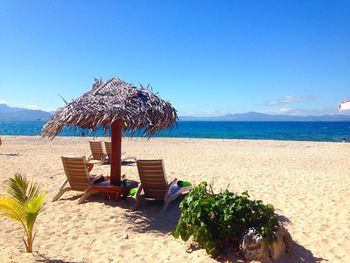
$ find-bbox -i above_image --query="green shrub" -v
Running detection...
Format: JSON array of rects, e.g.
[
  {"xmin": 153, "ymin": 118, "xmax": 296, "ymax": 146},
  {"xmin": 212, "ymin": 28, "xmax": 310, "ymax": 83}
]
[{"xmin": 173, "ymin": 182, "xmax": 278, "ymax": 257}]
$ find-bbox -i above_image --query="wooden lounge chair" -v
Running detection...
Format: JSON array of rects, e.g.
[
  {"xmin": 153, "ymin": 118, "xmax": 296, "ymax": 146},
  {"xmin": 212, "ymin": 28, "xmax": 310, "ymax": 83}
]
[
  {"xmin": 88, "ymin": 141, "xmax": 108, "ymax": 164},
  {"xmin": 52, "ymin": 156, "xmax": 108, "ymax": 203},
  {"xmin": 104, "ymin": 141, "xmax": 137, "ymax": 163},
  {"xmin": 135, "ymin": 159, "xmax": 192, "ymax": 212}
]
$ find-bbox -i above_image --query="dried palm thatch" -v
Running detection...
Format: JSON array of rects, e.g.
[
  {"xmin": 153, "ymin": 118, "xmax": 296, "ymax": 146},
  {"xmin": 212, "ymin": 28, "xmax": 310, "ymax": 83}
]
[{"xmin": 42, "ymin": 77, "xmax": 177, "ymax": 138}]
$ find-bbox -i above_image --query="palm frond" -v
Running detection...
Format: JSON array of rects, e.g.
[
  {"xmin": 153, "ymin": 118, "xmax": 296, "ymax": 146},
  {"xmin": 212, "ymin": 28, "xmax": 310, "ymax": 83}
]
[
  {"xmin": 0, "ymin": 197, "xmax": 26, "ymax": 224},
  {"xmin": 5, "ymin": 173, "xmax": 29, "ymax": 204},
  {"xmin": 0, "ymin": 174, "xmax": 46, "ymax": 253},
  {"xmin": 21, "ymin": 236, "xmax": 29, "ymax": 252},
  {"xmin": 42, "ymin": 77, "xmax": 178, "ymax": 138},
  {"xmin": 26, "ymin": 181, "xmax": 40, "ymax": 201},
  {"xmin": 25, "ymin": 194, "xmax": 46, "ymax": 230},
  {"xmin": 26, "ymin": 194, "xmax": 46, "ymax": 214}
]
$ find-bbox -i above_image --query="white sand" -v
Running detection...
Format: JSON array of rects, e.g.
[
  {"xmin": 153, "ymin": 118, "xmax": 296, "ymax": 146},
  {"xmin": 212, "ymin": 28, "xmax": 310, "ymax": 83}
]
[{"xmin": 0, "ymin": 136, "xmax": 349, "ymax": 262}]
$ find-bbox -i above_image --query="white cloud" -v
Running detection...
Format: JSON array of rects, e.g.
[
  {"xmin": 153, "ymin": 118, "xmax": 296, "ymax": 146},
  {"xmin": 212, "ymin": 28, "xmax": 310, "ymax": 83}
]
[
  {"xmin": 25, "ymin": 104, "xmax": 40, "ymax": 110},
  {"xmin": 278, "ymin": 108, "xmax": 294, "ymax": 113},
  {"xmin": 265, "ymin": 95, "xmax": 314, "ymax": 106},
  {"xmin": 18, "ymin": 103, "xmax": 42, "ymax": 110},
  {"xmin": 43, "ymin": 107, "xmax": 57, "ymax": 112},
  {"xmin": 0, "ymin": 100, "xmax": 7, "ymax": 104}
]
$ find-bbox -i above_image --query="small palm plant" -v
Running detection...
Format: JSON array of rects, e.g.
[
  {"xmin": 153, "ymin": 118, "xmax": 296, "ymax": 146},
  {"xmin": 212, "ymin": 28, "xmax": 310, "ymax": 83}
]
[{"xmin": 0, "ymin": 173, "xmax": 45, "ymax": 252}]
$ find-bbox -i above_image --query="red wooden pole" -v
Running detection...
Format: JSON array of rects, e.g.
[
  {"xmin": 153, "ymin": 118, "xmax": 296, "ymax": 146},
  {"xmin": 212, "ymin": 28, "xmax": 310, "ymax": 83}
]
[{"xmin": 110, "ymin": 121, "xmax": 122, "ymax": 185}]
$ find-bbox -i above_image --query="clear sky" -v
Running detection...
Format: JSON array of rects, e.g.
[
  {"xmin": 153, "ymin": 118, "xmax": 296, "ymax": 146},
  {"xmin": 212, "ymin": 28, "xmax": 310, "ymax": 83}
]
[{"xmin": 0, "ymin": 0, "xmax": 349, "ymax": 116}]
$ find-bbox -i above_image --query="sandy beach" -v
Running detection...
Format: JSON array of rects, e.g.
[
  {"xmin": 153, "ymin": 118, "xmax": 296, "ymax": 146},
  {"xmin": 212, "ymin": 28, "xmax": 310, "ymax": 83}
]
[{"xmin": 0, "ymin": 135, "xmax": 349, "ymax": 262}]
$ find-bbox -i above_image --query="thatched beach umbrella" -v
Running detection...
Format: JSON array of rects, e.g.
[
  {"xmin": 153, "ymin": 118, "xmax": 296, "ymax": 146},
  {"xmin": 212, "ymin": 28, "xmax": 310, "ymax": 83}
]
[{"xmin": 42, "ymin": 77, "xmax": 177, "ymax": 184}]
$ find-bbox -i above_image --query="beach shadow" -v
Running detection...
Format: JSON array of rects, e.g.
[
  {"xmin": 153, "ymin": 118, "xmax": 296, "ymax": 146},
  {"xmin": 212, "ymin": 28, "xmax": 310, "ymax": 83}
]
[
  {"xmin": 54, "ymin": 195, "xmax": 326, "ymax": 263},
  {"xmin": 215, "ymin": 236, "xmax": 326, "ymax": 263},
  {"xmin": 33, "ymin": 252, "xmax": 83, "ymax": 263},
  {"xmin": 84, "ymin": 193, "xmax": 138, "ymax": 210},
  {"xmin": 0, "ymin": 152, "xmax": 18, "ymax": 156},
  {"xmin": 121, "ymin": 161, "xmax": 136, "ymax": 166},
  {"xmin": 272, "ymin": 215, "xmax": 325, "ymax": 262},
  {"xmin": 276, "ymin": 214, "xmax": 291, "ymax": 224},
  {"xmin": 213, "ymin": 242, "xmax": 326, "ymax": 263},
  {"xmin": 91, "ymin": 161, "xmax": 135, "ymax": 167},
  {"xmin": 57, "ymin": 195, "xmax": 81, "ymax": 202},
  {"xmin": 186, "ymin": 240, "xmax": 326, "ymax": 263},
  {"xmin": 53, "ymin": 191, "xmax": 137, "ymax": 210},
  {"xmin": 35, "ymin": 260, "xmax": 78, "ymax": 263},
  {"xmin": 124, "ymin": 203, "xmax": 325, "ymax": 263},
  {"xmin": 276, "ymin": 242, "xmax": 327, "ymax": 263},
  {"xmin": 124, "ymin": 196, "xmax": 185, "ymax": 234}
]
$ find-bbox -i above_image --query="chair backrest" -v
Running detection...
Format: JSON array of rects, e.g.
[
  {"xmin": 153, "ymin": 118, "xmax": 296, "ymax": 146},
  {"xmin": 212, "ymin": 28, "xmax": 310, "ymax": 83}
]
[
  {"xmin": 104, "ymin": 141, "xmax": 112, "ymax": 160},
  {"xmin": 61, "ymin": 156, "xmax": 90, "ymax": 191},
  {"xmin": 104, "ymin": 141, "xmax": 126, "ymax": 160},
  {"xmin": 136, "ymin": 160, "xmax": 168, "ymax": 199},
  {"xmin": 89, "ymin": 141, "xmax": 105, "ymax": 161}
]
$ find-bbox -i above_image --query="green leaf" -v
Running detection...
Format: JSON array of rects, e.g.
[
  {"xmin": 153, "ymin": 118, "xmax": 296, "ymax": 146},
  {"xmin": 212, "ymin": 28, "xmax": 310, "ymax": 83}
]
[
  {"xmin": 0, "ymin": 173, "xmax": 46, "ymax": 252},
  {"xmin": 173, "ymin": 181, "xmax": 279, "ymax": 257},
  {"xmin": 5, "ymin": 173, "xmax": 29, "ymax": 204},
  {"xmin": 0, "ymin": 197, "xmax": 26, "ymax": 223}
]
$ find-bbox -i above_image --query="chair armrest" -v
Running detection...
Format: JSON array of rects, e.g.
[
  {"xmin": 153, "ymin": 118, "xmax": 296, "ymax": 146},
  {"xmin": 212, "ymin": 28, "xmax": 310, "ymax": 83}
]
[
  {"xmin": 59, "ymin": 178, "xmax": 69, "ymax": 189},
  {"xmin": 101, "ymin": 154, "xmax": 109, "ymax": 164},
  {"xmin": 165, "ymin": 178, "xmax": 178, "ymax": 198},
  {"xmin": 89, "ymin": 174, "xmax": 103, "ymax": 183},
  {"xmin": 136, "ymin": 184, "xmax": 143, "ymax": 197}
]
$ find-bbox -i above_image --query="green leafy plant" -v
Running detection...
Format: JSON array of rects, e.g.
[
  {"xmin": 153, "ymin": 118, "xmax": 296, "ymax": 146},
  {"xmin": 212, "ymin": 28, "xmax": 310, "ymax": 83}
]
[
  {"xmin": 173, "ymin": 182, "xmax": 278, "ymax": 257},
  {"xmin": 0, "ymin": 173, "xmax": 46, "ymax": 252}
]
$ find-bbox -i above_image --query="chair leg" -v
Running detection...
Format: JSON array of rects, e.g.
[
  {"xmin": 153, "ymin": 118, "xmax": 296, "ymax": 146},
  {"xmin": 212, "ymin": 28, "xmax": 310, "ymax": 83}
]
[
  {"xmin": 132, "ymin": 185, "xmax": 143, "ymax": 211},
  {"xmin": 52, "ymin": 187, "xmax": 71, "ymax": 201},
  {"xmin": 160, "ymin": 188, "xmax": 187, "ymax": 213},
  {"xmin": 52, "ymin": 179, "xmax": 70, "ymax": 202},
  {"xmin": 78, "ymin": 187, "xmax": 99, "ymax": 204},
  {"xmin": 161, "ymin": 200, "xmax": 170, "ymax": 213},
  {"xmin": 115, "ymin": 191, "xmax": 121, "ymax": 201},
  {"xmin": 101, "ymin": 154, "xmax": 109, "ymax": 164}
]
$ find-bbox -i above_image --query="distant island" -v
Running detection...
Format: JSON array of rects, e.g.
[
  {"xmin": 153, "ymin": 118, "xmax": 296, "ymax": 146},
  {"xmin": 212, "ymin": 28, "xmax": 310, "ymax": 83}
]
[
  {"xmin": 1, "ymin": 103, "xmax": 350, "ymax": 122},
  {"xmin": 0, "ymin": 103, "xmax": 51, "ymax": 121}
]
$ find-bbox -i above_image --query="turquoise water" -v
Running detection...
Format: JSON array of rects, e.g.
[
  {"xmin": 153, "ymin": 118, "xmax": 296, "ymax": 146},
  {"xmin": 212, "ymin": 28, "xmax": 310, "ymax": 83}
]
[{"xmin": 0, "ymin": 121, "xmax": 350, "ymax": 142}]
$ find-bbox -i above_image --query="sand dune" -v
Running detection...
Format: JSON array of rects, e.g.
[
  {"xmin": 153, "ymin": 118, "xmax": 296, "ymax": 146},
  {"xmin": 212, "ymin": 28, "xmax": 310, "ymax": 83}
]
[{"xmin": 0, "ymin": 136, "xmax": 349, "ymax": 262}]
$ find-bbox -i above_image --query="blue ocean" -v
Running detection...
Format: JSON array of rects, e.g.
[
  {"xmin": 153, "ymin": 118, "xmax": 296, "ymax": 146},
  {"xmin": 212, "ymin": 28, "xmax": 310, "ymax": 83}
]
[{"xmin": 1, "ymin": 121, "xmax": 350, "ymax": 142}]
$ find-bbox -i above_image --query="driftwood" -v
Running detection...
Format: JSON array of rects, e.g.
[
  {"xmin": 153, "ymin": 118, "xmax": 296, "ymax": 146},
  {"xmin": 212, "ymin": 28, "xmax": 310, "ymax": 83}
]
[{"xmin": 42, "ymin": 77, "xmax": 177, "ymax": 138}]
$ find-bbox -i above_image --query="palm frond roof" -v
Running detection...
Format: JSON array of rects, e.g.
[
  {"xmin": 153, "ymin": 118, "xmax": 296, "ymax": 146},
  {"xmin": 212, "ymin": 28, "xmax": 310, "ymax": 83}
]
[{"xmin": 42, "ymin": 77, "xmax": 177, "ymax": 138}]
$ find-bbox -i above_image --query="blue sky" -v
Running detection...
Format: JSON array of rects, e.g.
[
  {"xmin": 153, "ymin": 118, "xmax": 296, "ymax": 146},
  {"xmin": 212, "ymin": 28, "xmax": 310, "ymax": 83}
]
[{"xmin": 0, "ymin": 0, "xmax": 349, "ymax": 116}]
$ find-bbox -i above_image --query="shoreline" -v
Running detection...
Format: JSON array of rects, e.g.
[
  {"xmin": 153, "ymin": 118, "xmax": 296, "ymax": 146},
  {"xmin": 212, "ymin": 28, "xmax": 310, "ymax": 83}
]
[{"xmin": 0, "ymin": 134, "xmax": 348, "ymax": 144}]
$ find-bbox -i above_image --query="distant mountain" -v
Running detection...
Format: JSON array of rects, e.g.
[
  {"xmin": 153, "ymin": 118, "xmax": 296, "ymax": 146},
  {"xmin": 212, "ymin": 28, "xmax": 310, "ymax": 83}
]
[
  {"xmin": 179, "ymin": 112, "xmax": 350, "ymax": 122},
  {"xmin": 1, "ymin": 104, "xmax": 349, "ymax": 122},
  {"xmin": 0, "ymin": 104, "xmax": 51, "ymax": 121},
  {"xmin": 0, "ymin": 103, "xmax": 25, "ymax": 113}
]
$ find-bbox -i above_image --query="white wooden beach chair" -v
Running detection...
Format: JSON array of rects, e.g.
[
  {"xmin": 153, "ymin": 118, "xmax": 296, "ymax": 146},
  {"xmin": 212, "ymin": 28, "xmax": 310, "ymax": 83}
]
[
  {"xmin": 134, "ymin": 159, "xmax": 192, "ymax": 212},
  {"xmin": 104, "ymin": 141, "xmax": 137, "ymax": 163},
  {"xmin": 88, "ymin": 141, "xmax": 108, "ymax": 164},
  {"xmin": 52, "ymin": 156, "xmax": 108, "ymax": 203}
]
